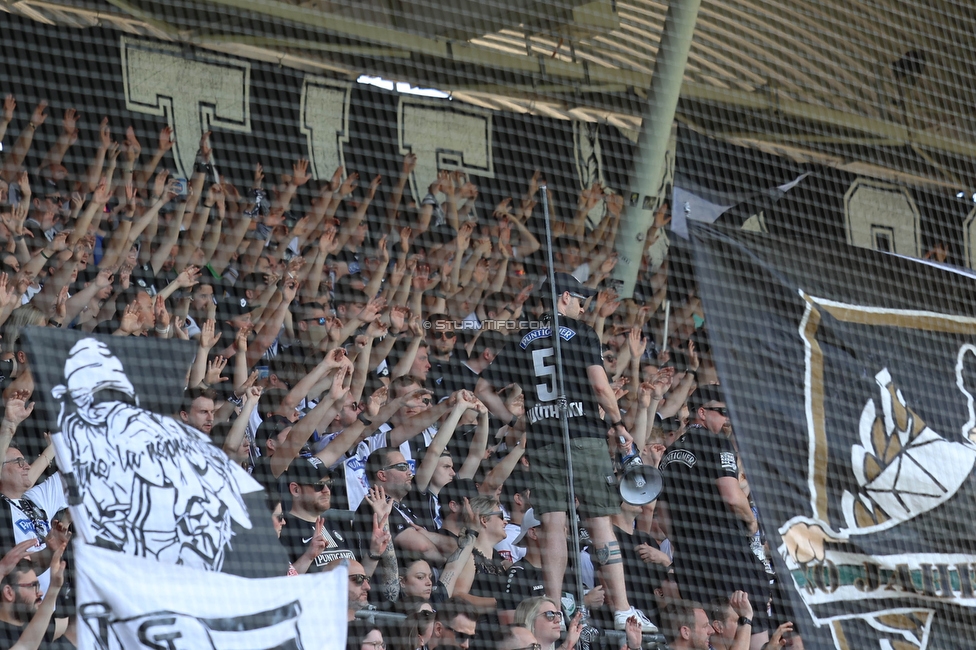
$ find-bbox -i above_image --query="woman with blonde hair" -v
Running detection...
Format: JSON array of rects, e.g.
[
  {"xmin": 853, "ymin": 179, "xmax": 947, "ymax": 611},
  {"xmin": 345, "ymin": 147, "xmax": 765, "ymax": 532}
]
[{"xmin": 513, "ymin": 597, "xmax": 582, "ymax": 650}]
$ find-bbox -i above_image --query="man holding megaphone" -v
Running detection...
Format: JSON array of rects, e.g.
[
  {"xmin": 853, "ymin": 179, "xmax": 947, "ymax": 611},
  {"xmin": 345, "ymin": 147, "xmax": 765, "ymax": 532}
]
[{"xmin": 476, "ymin": 272, "xmax": 657, "ymax": 633}]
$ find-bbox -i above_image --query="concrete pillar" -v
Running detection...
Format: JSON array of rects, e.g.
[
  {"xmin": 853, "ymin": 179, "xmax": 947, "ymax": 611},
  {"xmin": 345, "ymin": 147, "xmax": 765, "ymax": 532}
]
[{"xmin": 612, "ymin": 0, "xmax": 701, "ymax": 297}]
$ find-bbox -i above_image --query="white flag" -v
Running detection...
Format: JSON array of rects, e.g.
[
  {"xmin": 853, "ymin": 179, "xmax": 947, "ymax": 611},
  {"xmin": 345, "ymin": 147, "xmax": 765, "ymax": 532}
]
[{"xmin": 75, "ymin": 543, "xmax": 347, "ymax": 650}]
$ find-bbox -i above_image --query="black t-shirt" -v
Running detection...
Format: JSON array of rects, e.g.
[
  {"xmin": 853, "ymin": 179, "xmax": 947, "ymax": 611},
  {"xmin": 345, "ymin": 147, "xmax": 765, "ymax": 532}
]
[
  {"xmin": 0, "ymin": 617, "xmax": 72, "ymax": 649},
  {"xmin": 480, "ymin": 318, "xmax": 606, "ymax": 452},
  {"xmin": 428, "ymin": 350, "xmax": 477, "ymax": 401},
  {"xmin": 660, "ymin": 425, "xmax": 744, "ymax": 557},
  {"xmin": 498, "ymin": 559, "xmax": 545, "ymax": 611},
  {"xmin": 352, "ymin": 498, "xmax": 423, "ymax": 560},
  {"xmin": 403, "ymin": 487, "xmax": 440, "ymax": 532},
  {"xmin": 278, "ymin": 512, "xmax": 356, "ymax": 571}
]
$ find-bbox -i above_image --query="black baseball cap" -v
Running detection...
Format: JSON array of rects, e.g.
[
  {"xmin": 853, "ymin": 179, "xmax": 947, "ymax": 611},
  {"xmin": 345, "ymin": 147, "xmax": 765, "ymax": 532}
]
[
  {"xmin": 217, "ymin": 295, "xmax": 262, "ymax": 321},
  {"xmin": 546, "ymin": 272, "xmax": 597, "ymax": 300},
  {"xmin": 690, "ymin": 383, "xmax": 725, "ymax": 410},
  {"xmin": 439, "ymin": 478, "xmax": 480, "ymax": 510},
  {"xmin": 285, "ymin": 455, "xmax": 331, "ymax": 487},
  {"xmin": 254, "ymin": 415, "xmax": 293, "ymax": 453}
]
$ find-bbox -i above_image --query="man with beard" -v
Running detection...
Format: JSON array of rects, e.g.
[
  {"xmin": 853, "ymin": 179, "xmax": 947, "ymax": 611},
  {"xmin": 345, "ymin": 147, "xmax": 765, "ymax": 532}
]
[
  {"xmin": 658, "ymin": 385, "xmax": 768, "ymax": 649},
  {"xmin": 353, "ymin": 447, "xmax": 454, "ymax": 565},
  {"xmin": 0, "ymin": 552, "xmax": 70, "ymax": 648}
]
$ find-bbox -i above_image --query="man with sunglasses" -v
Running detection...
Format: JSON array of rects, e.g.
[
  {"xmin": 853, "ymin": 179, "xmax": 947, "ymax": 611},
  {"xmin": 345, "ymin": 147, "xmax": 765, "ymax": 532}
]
[
  {"xmin": 658, "ymin": 385, "xmax": 768, "ymax": 648},
  {"xmin": 279, "ymin": 456, "xmax": 356, "ymax": 573},
  {"xmin": 476, "ymin": 272, "xmax": 656, "ymax": 632},
  {"xmin": 429, "ymin": 598, "xmax": 478, "ymax": 650}
]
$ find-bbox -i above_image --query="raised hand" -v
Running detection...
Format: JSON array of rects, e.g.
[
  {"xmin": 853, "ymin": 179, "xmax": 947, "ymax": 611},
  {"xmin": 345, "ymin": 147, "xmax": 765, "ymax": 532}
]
[
  {"xmin": 324, "ymin": 347, "xmax": 347, "ymax": 370},
  {"xmin": 402, "ymin": 153, "xmax": 417, "ymax": 175},
  {"xmin": 175, "ymin": 265, "xmax": 201, "ymax": 289},
  {"xmin": 199, "ymin": 130, "xmax": 212, "ymax": 162},
  {"xmin": 124, "ymin": 125, "xmax": 141, "ymax": 162},
  {"xmin": 53, "ymin": 285, "xmax": 68, "ymax": 321},
  {"xmin": 729, "ymin": 590, "xmax": 754, "ymax": 621},
  {"xmin": 119, "ymin": 302, "xmax": 140, "ymax": 334},
  {"xmin": 364, "ymin": 485, "xmax": 393, "ymax": 521},
  {"xmin": 650, "ymin": 367, "xmax": 674, "ymax": 401},
  {"xmin": 292, "ymin": 158, "xmax": 311, "ymax": 187},
  {"xmin": 98, "ymin": 116, "xmax": 111, "ymax": 148},
  {"xmin": 62, "ymin": 107, "xmax": 79, "ymax": 135},
  {"xmin": 157, "ymin": 124, "xmax": 174, "ymax": 152},
  {"xmin": 152, "ymin": 169, "xmax": 170, "ymax": 200},
  {"xmin": 154, "ymin": 295, "xmax": 171, "ymax": 329},
  {"xmin": 338, "ymin": 171, "xmax": 359, "ymax": 197},
  {"xmin": 93, "ymin": 175, "xmax": 112, "ymax": 204},
  {"xmin": 329, "ymin": 166, "xmax": 344, "ymax": 192},
  {"xmin": 628, "ymin": 327, "xmax": 646, "ymax": 360},
  {"xmin": 234, "ymin": 323, "xmax": 252, "ymax": 353},
  {"xmin": 199, "ymin": 318, "xmax": 221, "ymax": 350},
  {"xmin": 366, "ymin": 386, "xmax": 387, "ymax": 416},
  {"xmin": 370, "ymin": 513, "xmax": 392, "ymax": 557},
  {"xmin": 205, "ymin": 356, "xmax": 229, "ymax": 385},
  {"xmin": 368, "ymin": 174, "xmax": 382, "ymax": 200},
  {"xmin": 302, "ymin": 518, "xmax": 328, "ymax": 560},
  {"xmin": 2, "ymin": 95, "xmax": 15, "ymax": 124},
  {"xmin": 0, "ymin": 540, "xmax": 36, "ymax": 578},
  {"xmin": 29, "ymin": 100, "xmax": 48, "ymax": 128},
  {"xmin": 3, "ymin": 390, "xmax": 34, "ymax": 425}
]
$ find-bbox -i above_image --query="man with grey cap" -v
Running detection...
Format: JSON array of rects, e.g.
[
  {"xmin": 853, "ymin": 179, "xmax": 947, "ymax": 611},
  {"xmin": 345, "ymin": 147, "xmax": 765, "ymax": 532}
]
[
  {"xmin": 477, "ymin": 272, "xmax": 653, "ymax": 631},
  {"xmin": 658, "ymin": 384, "xmax": 769, "ymax": 647}
]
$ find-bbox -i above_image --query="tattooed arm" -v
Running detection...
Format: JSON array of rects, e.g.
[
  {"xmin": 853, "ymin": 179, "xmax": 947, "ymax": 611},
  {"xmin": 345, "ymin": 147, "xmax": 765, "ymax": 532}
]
[
  {"xmin": 361, "ymin": 487, "xmax": 400, "ymax": 601},
  {"xmin": 437, "ymin": 530, "xmax": 477, "ymax": 597}
]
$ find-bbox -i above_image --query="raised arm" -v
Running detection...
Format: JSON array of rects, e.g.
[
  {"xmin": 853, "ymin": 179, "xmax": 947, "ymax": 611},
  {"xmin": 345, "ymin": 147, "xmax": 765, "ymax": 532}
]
[
  {"xmin": 2, "ymin": 101, "xmax": 47, "ymax": 182},
  {"xmin": 414, "ymin": 399, "xmax": 468, "ymax": 493}
]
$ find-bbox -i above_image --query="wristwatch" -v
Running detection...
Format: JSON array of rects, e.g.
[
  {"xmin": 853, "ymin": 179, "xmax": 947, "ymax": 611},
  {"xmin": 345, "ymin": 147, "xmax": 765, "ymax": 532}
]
[
  {"xmin": 367, "ymin": 550, "xmax": 384, "ymax": 560},
  {"xmin": 358, "ymin": 413, "xmax": 373, "ymax": 426},
  {"xmin": 508, "ymin": 414, "xmax": 519, "ymax": 428},
  {"xmin": 738, "ymin": 617, "xmax": 752, "ymax": 627}
]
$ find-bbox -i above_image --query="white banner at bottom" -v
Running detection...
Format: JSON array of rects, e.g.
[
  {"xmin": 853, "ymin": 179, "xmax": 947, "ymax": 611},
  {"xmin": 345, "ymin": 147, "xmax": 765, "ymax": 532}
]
[{"xmin": 75, "ymin": 543, "xmax": 347, "ymax": 650}]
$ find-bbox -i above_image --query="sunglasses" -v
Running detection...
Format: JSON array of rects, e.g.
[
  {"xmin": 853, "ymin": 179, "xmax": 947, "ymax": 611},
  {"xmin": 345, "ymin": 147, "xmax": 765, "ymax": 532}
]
[
  {"xmin": 702, "ymin": 406, "xmax": 728, "ymax": 416},
  {"xmin": 512, "ymin": 646, "xmax": 541, "ymax": 650},
  {"xmin": 2, "ymin": 458, "xmax": 29, "ymax": 469},
  {"xmin": 274, "ymin": 513, "xmax": 286, "ymax": 523},
  {"xmin": 350, "ymin": 574, "xmax": 370, "ymax": 586},
  {"xmin": 431, "ymin": 330, "xmax": 456, "ymax": 340},
  {"xmin": 383, "ymin": 462, "xmax": 411, "ymax": 473},
  {"xmin": 538, "ymin": 611, "xmax": 563, "ymax": 622},
  {"xmin": 444, "ymin": 625, "xmax": 475, "ymax": 643},
  {"xmin": 302, "ymin": 479, "xmax": 333, "ymax": 491},
  {"xmin": 303, "ymin": 317, "xmax": 328, "ymax": 325}
]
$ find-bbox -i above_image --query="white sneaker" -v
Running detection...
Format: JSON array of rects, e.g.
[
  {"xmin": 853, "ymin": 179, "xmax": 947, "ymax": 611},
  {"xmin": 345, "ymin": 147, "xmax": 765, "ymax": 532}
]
[{"xmin": 614, "ymin": 606, "xmax": 658, "ymax": 633}]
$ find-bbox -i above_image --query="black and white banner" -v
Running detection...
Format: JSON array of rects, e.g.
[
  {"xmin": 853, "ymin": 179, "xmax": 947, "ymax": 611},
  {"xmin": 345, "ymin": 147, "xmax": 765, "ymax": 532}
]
[
  {"xmin": 23, "ymin": 328, "xmax": 288, "ymax": 578},
  {"xmin": 691, "ymin": 222, "xmax": 976, "ymax": 649},
  {"xmin": 76, "ymin": 543, "xmax": 346, "ymax": 650}
]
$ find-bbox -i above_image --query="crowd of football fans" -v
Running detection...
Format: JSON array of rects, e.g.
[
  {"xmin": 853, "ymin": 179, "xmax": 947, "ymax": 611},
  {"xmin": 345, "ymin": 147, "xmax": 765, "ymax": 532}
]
[{"xmin": 0, "ymin": 99, "xmax": 802, "ymax": 650}]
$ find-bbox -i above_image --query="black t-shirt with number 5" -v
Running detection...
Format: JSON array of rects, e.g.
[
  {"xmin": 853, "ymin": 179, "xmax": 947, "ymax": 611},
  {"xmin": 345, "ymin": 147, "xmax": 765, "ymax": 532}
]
[{"xmin": 480, "ymin": 318, "xmax": 607, "ymax": 453}]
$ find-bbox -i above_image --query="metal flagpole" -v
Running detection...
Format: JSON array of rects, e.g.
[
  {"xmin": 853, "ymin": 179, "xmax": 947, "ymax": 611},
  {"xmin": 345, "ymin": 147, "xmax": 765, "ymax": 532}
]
[{"xmin": 539, "ymin": 185, "xmax": 586, "ymax": 616}]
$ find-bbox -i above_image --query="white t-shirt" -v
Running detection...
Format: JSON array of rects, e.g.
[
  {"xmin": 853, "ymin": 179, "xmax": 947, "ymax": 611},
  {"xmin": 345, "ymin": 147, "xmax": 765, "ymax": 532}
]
[
  {"xmin": 572, "ymin": 262, "xmax": 591, "ymax": 283},
  {"xmin": 342, "ymin": 424, "xmax": 437, "ymax": 510},
  {"xmin": 7, "ymin": 473, "xmax": 67, "ymax": 595}
]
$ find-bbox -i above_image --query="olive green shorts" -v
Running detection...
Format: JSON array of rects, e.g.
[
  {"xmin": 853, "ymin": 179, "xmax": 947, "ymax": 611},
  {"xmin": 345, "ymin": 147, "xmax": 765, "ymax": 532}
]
[{"xmin": 532, "ymin": 437, "xmax": 620, "ymax": 520}]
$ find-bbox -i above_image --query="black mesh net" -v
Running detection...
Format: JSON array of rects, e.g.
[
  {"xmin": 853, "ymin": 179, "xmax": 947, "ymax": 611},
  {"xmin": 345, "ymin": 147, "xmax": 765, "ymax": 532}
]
[{"xmin": 0, "ymin": 1, "xmax": 971, "ymax": 649}]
